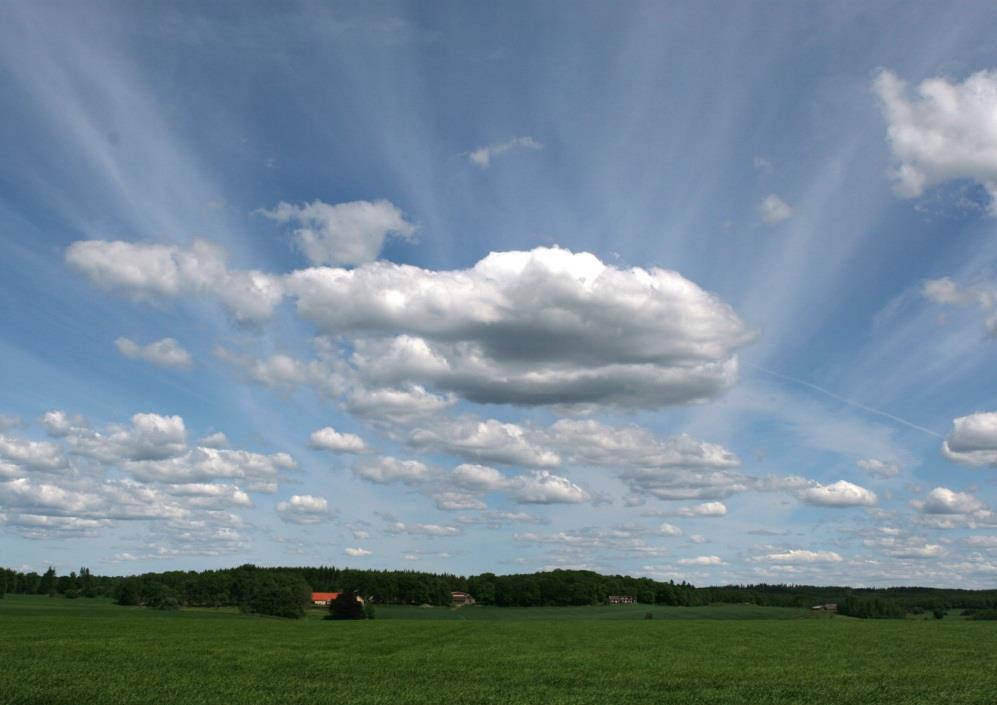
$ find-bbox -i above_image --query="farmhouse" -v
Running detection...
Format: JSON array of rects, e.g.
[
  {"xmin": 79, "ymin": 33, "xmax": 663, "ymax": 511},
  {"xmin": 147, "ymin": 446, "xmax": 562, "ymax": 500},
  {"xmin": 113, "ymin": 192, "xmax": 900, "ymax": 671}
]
[
  {"xmin": 451, "ymin": 591, "xmax": 476, "ymax": 605},
  {"xmin": 608, "ymin": 595, "xmax": 636, "ymax": 605},
  {"xmin": 811, "ymin": 603, "xmax": 838, "ymax": 612},
  {"xmin": 312, "ymin": 592, "xmax": 366, "ymax": 606},
  {"xmin": 311, "ymin": 592, "xmax": 340, "ymax": 606}
]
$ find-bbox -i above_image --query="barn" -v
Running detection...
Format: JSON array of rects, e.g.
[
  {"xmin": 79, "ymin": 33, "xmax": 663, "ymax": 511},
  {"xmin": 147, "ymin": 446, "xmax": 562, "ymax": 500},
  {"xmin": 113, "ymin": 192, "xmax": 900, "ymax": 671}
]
[
  {"xmin": 608, "ymin": 595, "xmax": 636, "ymax": 604},
  {"xmin": 451, "ymin": 591, "xmax": 476, "ymax": 605},
  {"xmin": 311, "ymin": 592, "xmax": 340, "ymax": 606},
  {"xmin": 312, "ymin": 592, "xmax": 365, "ymax": 606}
]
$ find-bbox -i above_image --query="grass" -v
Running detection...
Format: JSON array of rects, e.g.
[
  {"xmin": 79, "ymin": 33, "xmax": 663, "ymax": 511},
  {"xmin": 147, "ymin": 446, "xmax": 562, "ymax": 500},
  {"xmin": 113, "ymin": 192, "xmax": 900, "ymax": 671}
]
[{"xmin": 1, "ymin": 595, "xmax": 995, "ymax": 704}]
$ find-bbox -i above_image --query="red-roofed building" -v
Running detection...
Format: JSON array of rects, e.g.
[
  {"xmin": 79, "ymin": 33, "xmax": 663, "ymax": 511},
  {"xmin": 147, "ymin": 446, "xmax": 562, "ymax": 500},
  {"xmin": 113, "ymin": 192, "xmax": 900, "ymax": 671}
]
[
  {"xmin": 451, "ymin": 591, "xmax": 475, "ymax": 605},
  {"xmin": 312, "ymin": 592, "xmax": 340, "ymax": 606}
]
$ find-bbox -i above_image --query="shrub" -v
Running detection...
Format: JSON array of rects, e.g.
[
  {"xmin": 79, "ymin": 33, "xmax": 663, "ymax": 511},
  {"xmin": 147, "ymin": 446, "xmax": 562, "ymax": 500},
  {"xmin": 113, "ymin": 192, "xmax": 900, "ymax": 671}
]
[
  {"xmin": 326, "ymin": 592, "xmax": 367, "ymax": 620},
  {"xmin": 971, "ymin": 610, "xmax": 997, "ymax": 621}
]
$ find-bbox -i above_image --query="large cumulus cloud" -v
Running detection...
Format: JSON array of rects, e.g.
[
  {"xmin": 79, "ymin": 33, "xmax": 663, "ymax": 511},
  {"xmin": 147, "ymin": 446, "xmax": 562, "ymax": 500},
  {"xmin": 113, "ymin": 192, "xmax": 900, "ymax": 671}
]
[
  {"xmin": 943, "ymin": 412, "xmax": 997, "ymax": 466},
  {"xmin": 289, "ymin": 247, "xmax": 753, "ymax": 409},
  {"xmin": 874, "ymin": 69, "xmax": 997, "ymax": 212},
  {"xmin": 70, "ymin": 240, "xmax": 754, "ymax": 411}
]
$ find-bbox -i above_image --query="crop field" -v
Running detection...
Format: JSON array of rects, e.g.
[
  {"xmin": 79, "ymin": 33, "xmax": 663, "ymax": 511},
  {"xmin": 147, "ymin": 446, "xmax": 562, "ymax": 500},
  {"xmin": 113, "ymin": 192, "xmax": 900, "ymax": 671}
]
[{"xmin": 1, "ymin": 595, "xmax": 995, "ymax": 705}]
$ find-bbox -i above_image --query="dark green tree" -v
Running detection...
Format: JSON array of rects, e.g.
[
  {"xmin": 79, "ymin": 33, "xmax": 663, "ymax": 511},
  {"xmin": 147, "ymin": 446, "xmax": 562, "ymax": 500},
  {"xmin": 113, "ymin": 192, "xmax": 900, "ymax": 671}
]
[
  {"xmin": 242, "ymin": 573, "xmax": 310, "ymax": 619},
  {"xmin": 37, "ymin": 567, "xmax": 56, "ymax": 596},
  {"xmin": 115, "ymin": 579, "xmax": 140, "ymax": 606},
  {"xmin": 327, "ymin": 591, "xmax": 367, "ymax": 620}
]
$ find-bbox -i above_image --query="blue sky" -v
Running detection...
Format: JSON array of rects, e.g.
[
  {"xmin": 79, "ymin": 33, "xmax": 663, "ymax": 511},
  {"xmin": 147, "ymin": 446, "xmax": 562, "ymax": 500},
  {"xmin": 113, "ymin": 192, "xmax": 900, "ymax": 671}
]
[{"xmin": 2, "ymin": 1, "xmax": 997, "ymax": 586}]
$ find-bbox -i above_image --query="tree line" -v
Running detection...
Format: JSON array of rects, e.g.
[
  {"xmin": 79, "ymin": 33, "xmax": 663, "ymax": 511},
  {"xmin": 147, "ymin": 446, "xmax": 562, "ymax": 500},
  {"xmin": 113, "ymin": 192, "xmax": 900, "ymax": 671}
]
[{"xmin": 3, "ymin": 565, "xmax": 996, "ymax": 619}]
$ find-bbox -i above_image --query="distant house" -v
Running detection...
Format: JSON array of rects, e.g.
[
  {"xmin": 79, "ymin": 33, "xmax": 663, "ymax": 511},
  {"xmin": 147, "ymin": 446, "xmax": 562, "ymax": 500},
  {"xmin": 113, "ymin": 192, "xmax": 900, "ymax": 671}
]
[
  {"xmin": 451, "ymin": 591, "xmax": 476, "ymax": 605},
  {"xmin": 312, "ymin": 592, "xmax": 366, "ymax": 607},
  {"xmin": 608, "ymin": 595, "xmax": 636, "ymax": 605},
  {"xmin": 811, "ymin": 603, "xmax": 838, "ymax": 612},
  {"xmin": 312, "ymin": 592, "xmax": 340, "ymax": 606}
]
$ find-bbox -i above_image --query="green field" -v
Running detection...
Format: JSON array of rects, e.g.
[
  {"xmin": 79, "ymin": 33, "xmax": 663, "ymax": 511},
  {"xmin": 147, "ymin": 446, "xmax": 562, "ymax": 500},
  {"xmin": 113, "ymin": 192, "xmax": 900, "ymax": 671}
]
[{"xmin": 1, "ymin": 595, "xmax": 995, "ymax": 705}]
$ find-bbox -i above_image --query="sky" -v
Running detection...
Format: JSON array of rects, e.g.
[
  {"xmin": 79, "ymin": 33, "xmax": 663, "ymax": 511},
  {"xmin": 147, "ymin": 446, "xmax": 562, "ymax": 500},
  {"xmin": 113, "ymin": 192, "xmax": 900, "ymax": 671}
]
[{"xmin": 1, "ymin": 1, "xmax": 997, "ymax": 587}]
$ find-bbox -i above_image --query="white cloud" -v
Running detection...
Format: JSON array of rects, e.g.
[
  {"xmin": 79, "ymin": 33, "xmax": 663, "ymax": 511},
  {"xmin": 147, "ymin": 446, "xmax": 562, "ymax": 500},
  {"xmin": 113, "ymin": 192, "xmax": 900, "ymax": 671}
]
[
  {"xmin": 198, "ymin": 432, "xmax": 229, "ymax": 449},
  {"xmin": 214, "ymin": 348, "xmax": 346, "ymax": 397},
  {"xmin": 922, "ymin": 277, "xmax": 986, "ymax": 306},
  {"xmin": 123, "ymin": 447, "xmax": 295, "ymax": 488},
  {"xmin": 0, "ymin": 513, "xmax": 112, "ymax": 539},
  {"xmin": 512, "ymin": 470, "xmax": 590, "ymax": 505},
  {"xmin": 760, "ymin": 194, "xmax": 792, "ymax": 224},
  {"xmin": 914, "ymin": 487, "xmax": 986, "ymax": 515},
  {"xmin": 943, "ymin": 412, "xmax": 997, "ymax": 466},
  {"xmin": 800, "ymin": 480, "xmax": 877, "ymax": 507},
  {"xmin": 921, "ymin": 278, "xmax": 996, "ymax": 334},
  {"xmin": 259, "ymin": 199, "xmax": 415, "ymax": 266},
  {"xmin": 344, "ymin": 547, "xmax": 372, "ymax": 557},
  {"xmin": 40, "ymin": 410, "xmax": 85, "ymax": 438},
  {"xmin": 761, "ymin": 549, "xmax": 843, "ymax": 563},
  {"xmin": 966, "ymin": 535, "xmax": 997, "ymax": 548},
  {"xmin": 115, "ymin": 337, "xmax": 192, "ymax": 369},
  {"xmin": 276, "ymin": 494, "xmax": 331, "ymax": 524},
  {"xmin": 432, "ymin": 491, "xmax": 487, "ymax": 511},
  {"xmin": 345, "ymin": 384, "xmax": 455, "ymax": 425},
  {"xmin": 515, "ymin": 529, "xmax": 670, "ymax": 557},
  {"xmin": 466, "ymin": 136, "xmax": 542, "ymax": 168},
  {"xmin": 457, "ymin": 511, "xmax": 545, "ymax": 527},
  {"xmin": 886, "ymin": 543, "xmax": 944, "ymax": 559},
  {"xmin": 658, "ymin": 522, "xmax": 683, "ymax": 536},
  {"xmin": 354, "ymin": 456, "xmax": 434, "ymax": 485},
  {"xmin": 410, "ymin": 418, "xmax": 561, "ymax": 467},
  {"xmin": 309, "ymin": 427, "xmax": 367, "ymax": 453},
  {"xmin": 451, "ymin": 463, "xmax": 511, "ymax": 492},
  {"xmin": 678, "ymin": 555, "xmax": 724, "ymax": 566},
  {"xmin": 675, "ymin": 501, "xmax": 728, "ymax": 517},
  {"xmin": 753, "ymin": 156, "xmax": 774, "ymax": 173},
  {"xmin": 289, "ymin": 246, "xmax": 752, "ymax": 410},
  {"xmin": 874, "ymin": 69, "xmax": 997, "ymax": 212},
  {"xmin": 66, "ymin": 240, "xmax": 283, "ymax": 324},
  {"xmin": 163, "ymin": 483, "xmax": 251, "ymax": 509},
  {"xmin": 72, "ymin": 244, "xmax": 752, "ymax": 411},
  {"xmin": 68, "ymin": 413, "xmax": 188, "ymax": 463},
  {"xmin": 0, "ymin": 433, "xmax": 68, "ymax": 472},
  {"xmin": 856, "ymin": 458, "xmax": 900, "ymax": 478},
  {"xmin": 389, "ymin": 521, "xmax": 460, "ymax": 536}
]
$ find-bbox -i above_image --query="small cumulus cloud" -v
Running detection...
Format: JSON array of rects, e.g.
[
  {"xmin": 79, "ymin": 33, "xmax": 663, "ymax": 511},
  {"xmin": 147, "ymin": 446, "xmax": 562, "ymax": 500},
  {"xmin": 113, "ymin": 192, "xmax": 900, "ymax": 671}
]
[
  {"xmin": 309, "ymin": 427, "xmax": 367, "ymax": 453},
  {"xmin": 943, "ymin": 412, "xmax": 997, "ymax": 466},
  {"xmin": 760, "ymin": 194, "xmax": 792, "ymax": 224},
  {"xmin": 800, "ymin": 480, "xmax": 877, "ymax": 507},
  {"xmin": 857, "ymin": 458, "xmax": 900, "ymax": 478},
  {"xmin": 258, "ymin": 198, "xmax": 415, "ymax": 266},
  {"xmin": 115, "ymin": 337, "xmax": 192, "ymax": 369},
  {"xmin": 466, "ymin": 136, "xmax": 542, "ymax": 169},
  {"xmin": 276, "ymin": 494, "xmax": 331, "ymax": 524}
]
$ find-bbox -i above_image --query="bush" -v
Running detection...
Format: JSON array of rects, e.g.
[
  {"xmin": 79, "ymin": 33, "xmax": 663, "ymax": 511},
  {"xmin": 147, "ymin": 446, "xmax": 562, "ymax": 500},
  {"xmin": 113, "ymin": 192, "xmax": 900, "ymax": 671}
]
[
  {"xmin": 155, "ymin": 596, "xmax": 181, "ymax": 611},
  {"xmin": 326, "ymin": 591, "xmax": 367, "ymax": 620},
  {"xmin": 971, "ymin": 610, "xmax": 997, "ymax": 621}
]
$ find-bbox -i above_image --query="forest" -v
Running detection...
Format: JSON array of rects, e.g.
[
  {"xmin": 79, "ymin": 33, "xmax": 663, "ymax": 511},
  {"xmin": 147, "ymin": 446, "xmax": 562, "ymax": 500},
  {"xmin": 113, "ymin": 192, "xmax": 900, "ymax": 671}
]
[{"xmin": 3, "ymin": 564, "xmax": 996, "ymax": 619}]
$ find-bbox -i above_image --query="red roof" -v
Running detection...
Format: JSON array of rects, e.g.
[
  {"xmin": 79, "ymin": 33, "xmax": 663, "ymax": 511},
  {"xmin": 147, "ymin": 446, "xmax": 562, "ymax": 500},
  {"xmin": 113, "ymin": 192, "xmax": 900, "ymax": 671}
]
[{"xmin": 312, "ymin": 592, "xmax": 340, "ymax": 601}]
